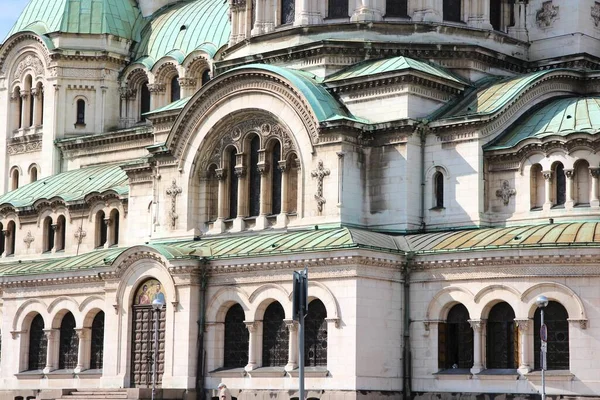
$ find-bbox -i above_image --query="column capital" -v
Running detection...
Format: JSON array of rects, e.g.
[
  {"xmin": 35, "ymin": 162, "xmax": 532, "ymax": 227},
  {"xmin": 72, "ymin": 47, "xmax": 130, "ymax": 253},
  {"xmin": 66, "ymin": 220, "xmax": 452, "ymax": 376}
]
[
  {"xmin": 244, "ymin": 320, "xmax": 259, "ymax": 332},
  {"xmin": 284, "ymin": 319, "xmax": 298, "ymax": 331},
  {"xmin": 234, "ymin": 165, "xmax": 246, "ymax": 178},
  {"xmin": 215, "ymin": 168, "xmax": 227, "ymax": 181},
  {"xmin": 74, "ymin": 327, "xmax": 90, "ymax": 339},
  {"xmin": 43, "ymin": 328, "xmax": 58, "ymax": 339},
  {"xmin": 542, "ymin": 170, "xmax": 552, "ymax": 180},
  {"xmin": 590, "ymin": 167, "xmax": 600, "ymax": 178},
  {"xmin": 514, "ymin": 318, "xmax": 531, "ymax": 332},
  {"xmin": 564, "ymin": 168, "xmax": 575, "ymax": 179},
  {"xmin": 257, "ymin": 162, "xmax": 269, "ymax": 176},
  {"xmin": 468, "ymin": 319, "xmax": 485, "ymax": 332}
]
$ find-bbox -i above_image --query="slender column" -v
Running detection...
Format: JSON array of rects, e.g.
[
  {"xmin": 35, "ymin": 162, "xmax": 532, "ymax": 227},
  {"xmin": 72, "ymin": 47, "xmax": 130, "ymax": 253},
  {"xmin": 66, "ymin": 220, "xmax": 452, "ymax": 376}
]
[
  {"xmin": 256, "ymin": 163, "xmax": 270, "ymax": 230},
  {"xmin": 244, "ymin": 321, "xmax": 258, "ymax": 371},
  {"xmin": 233, "ymin": 164, "xmax": 247, "ymax": 232},
  {"xmin": 564, "ymin": 169, "xmax": 574, "ymax": 208},
  {"xmin": 515, "ymin": 319, "xmax": 531, "ymax": 374},
  {"xmin": 43, "ymin": 329, "xmax": 59, "ymax": 373},
  {"xmin": 215, "ymin": 169, "xmax": 227, "ymax": 220},
  {"xmin": 31, "ymin": 88, "xmax": 39, "ymax": 127},
  {"xmin": 74, "ymin": 328, "xmax": 90, "ymax": 373},
  {"xmin": 20, "ymin": 91, "xmax": 30, "ymax": 130},
  {"xmin": 51, "ymin": 224, "xmax": 58, "ymax": 253},
  {"xmin": 542, "ymin": 171, "xmax": 553, "ymax": 210},
  {"xmin": 468, "ymin": 319, "xmax": 484, "ymax": 374},
  {"xmin": 352, "ymin": 0, "xmax": 382, "ymax": 22},
  {"xmin": 295, "ymin": 0, "xmax": 310, "ymax": 25},
  {"xmin": 147, "ymin": 83, "xmax": 165, "ymax": 110},
  {"xmin": 590, "ymin": 168, "xmax": 600, "ymax": 207},
  {"xmin": 251, "ymin": 0, "xmax": 263, "ymax": 34},
  {"xmin": 284, "ymin": 319, "xmax": 299, "ymax": 371}
]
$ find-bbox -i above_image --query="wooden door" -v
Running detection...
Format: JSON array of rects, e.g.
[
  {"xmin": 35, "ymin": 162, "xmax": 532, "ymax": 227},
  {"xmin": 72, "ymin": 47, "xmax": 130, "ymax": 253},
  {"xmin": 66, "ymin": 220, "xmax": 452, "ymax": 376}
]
[{"xmin": 130, "ymin": 306, "xmax": 165, "ymax": 387}]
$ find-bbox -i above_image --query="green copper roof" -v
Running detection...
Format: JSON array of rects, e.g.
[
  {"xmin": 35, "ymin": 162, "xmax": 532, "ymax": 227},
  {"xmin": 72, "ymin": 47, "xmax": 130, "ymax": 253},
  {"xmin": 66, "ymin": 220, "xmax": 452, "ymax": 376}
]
[
  {"xmin": 404, "ymin": 222, "xmax": 600, "ymax": 253},
  {"xmin": 0, "ymin": 164, "xmax": 128, "ymax": 209},
  {"xmin": 442, "ymin": 70, "xmax": 560, "ymax": 119},
  {"xmin": 325, "ymin": 56, "xmax": 466, "ymax": 84},
  {"xmin": 232, "ymin": 64, "xmax": 353, "ymax": 123},
  {"xmin": 133, "ymin": 0, "xmax": 230, "ymax": 68},
  {"xmin": 486, "ymin": 97, "xmax": 600, "ymax": 150},
  {"xmin": 145, "ymin": 96, "xmax": 191, "ymax": 116},
  {"xmin": 7, "ymin": 0, "xmax": 145, "ymax": 41}
]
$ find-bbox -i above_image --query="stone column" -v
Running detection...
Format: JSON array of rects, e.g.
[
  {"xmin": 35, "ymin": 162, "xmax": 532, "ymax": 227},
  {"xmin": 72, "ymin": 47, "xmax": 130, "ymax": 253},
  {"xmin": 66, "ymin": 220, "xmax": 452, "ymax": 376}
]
[
  {"xmin": 508, "ymin": 1, "xmax": 527, "ymax": 41},
  {"xmin": 515, "ymin": 319, "xmax": 531, "ymax": 374},
  {"xmin": 244, "ymin": 321, "xmax": 258, "ymax": 371},
  {"xmin": 590, "ymin": 168, "xmax": 600, "ymax": 207},
  {"xmin": 178, "ymin": 77, "xmax": 197, "ymax": 98},
  {"xmin": 20, "ymin": 91, "xmax": 30, "ymax": 130},
  {"xmin": 564, "ymin": 169, "xmax": 574, "ymax": 209},
  {"xmin": 147, "ymin": 83, "xmax": 165, "ymax": 111},
  {"xmin": 251, "ymin": 0, "xmax": 263, "ymax": 34},
  {"xmin": 276, "ymin": 161, "xmax": 289, "ymax": 227},
  {"xmin": 31, "ymin": 88, "xmax": 39, "ymax": 127},
  {"xmin": 468, "ymin": 319, "xmax": 484, "ymax": 374},
  {"xmin": 74, "ymin": 328, "xmax": 90, "ymax": 373},
  {"xmin": 256, "ymin": 162, "xmax": 270, "ymax": 230},
  {"xmin": 542, "ymin": 170, "xmax": 553, "ymax": 211},
  {"xmin": 43, "ymin": 329, "xmax": 59, "ymax": 373},
  {"xmin": 284, "ymin": 319, "xmax": 298, "ymax": 371},
  {"xmin": 233, "ymin": 165, "xmax": 246, "ymax": 232},
  {"xmin": 295, "ymin": 0, "xmax": 310, "ymax": 25},
  {"xmin": 51, "ymin": 224, "xmax": 58, "ymax": 253},
  {"xmin": 212, "ymin": 169, "xmax": 227, "ymax": 233}
]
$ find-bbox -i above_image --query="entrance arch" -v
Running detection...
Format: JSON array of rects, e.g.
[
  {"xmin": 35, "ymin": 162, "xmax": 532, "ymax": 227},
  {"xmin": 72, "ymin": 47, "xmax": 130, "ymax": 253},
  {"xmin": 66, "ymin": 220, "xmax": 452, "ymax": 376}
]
[{"xmin": 130, "ymin": 278, "xmax": 166, "ymax": 388}]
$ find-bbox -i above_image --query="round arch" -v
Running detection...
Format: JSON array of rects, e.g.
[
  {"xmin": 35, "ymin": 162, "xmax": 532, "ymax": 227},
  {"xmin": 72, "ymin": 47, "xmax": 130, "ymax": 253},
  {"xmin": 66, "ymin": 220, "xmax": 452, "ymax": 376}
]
[
  {"xmin": 476, "ymin": 284, "xmax": 522, "ymax": 320},
  {"xmin": 206, "ymin": 286, "xmax": 252, "ymax": 323},
  {"xmin": 48, "ymin": 297, "xmax": 81, "ymax": 329},
  {"xmin": 13, "ymin": 299, "xmax": 48, "ymax": 332},
  {"xmin": 426, "ymin": 286, "xmax": 474, "ymax": 321},
  {"xmin": 249, "ymin": 283, "xmax": 292, "ymax": 321},
  {"xmin": 521, "ymin": 282, "xmax": 586, "ymax": 321}
]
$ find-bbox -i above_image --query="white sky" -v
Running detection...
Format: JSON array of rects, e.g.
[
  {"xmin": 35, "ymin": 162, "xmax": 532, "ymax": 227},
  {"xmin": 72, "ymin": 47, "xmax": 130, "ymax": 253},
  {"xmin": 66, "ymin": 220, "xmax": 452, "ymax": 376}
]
[{"xmin": 0, "ymin": 0, "xmax": 30, "ymax": 43}]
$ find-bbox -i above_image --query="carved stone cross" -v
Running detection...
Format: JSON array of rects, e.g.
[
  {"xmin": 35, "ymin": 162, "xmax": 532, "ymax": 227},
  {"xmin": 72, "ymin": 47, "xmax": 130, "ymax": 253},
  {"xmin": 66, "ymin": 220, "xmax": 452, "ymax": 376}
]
[
  {"xmin": 536, "ymin": 1, "xmax": 558, "ymax": 28},
  {"xmin": 311, "ymin": 160, "xmax": 330, "ymax": 212},
  {"xmin": 167, "ymin": 179, "xmax": 182, "ymax": 229},
  {"xmin": 592, "ymin": 2, "xmax": 600, "ymax": 27},
  {"xmin": 74, "ymin": 227, "xmax": 87, "ymax": 245},
  {"xmin": 496, "ymin": 180, "xmax": 516, "ymax": 206},
  {"xmin": 23, "ymin": 231, "xmax": 35, "ymax": 249}
]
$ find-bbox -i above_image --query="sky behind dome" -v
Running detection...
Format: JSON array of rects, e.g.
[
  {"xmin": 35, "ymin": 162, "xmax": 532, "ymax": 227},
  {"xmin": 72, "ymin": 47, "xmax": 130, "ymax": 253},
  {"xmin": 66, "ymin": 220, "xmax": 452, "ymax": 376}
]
[{"xmin": 0, "ymin": 0, "xmax": 29, "ymax": 43}]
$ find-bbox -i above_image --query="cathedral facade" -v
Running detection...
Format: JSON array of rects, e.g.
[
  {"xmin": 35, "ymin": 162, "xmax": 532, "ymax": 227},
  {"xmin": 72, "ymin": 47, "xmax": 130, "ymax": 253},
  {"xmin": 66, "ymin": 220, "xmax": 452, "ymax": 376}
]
[{"xmin": 0, "ymin": 0, "xmax": 599, "ymax": 399}]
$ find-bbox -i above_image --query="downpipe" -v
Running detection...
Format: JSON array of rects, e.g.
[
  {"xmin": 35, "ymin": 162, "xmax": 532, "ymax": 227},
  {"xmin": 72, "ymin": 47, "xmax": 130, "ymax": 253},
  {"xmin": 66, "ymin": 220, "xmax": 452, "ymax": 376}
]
[
  {"xmin": 196, "ymin": 259, "xmax": 209, "ymax": 400},
  {"xmin": 403, "ymin": 254, "xmax": 413, "ymax": 400}
]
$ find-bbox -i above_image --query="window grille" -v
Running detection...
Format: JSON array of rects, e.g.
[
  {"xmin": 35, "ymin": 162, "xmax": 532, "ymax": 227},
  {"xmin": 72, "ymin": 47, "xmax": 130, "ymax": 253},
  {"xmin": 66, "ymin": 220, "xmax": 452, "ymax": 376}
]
[
  {"xmin": 486, "ymin": 302, "xmax": 517, "ymax": 369},
  {"xmin": 262, "ymin": 302, "xmax": 288, "ymax": 366},
  {"xmin": 534, "ymin": 301, "xmax": 569, "ymax": 370},
  {"xmin": 224, "ymin": 304, "xmax": 249, "ymax": 368}
]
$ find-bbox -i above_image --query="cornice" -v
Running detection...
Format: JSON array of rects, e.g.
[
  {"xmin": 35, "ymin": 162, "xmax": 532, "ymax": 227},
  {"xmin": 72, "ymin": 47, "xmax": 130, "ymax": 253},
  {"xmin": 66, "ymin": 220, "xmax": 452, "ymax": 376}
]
[{"xmin": 55, "ymin": 127, "xmax": 153, "ymax": 152}]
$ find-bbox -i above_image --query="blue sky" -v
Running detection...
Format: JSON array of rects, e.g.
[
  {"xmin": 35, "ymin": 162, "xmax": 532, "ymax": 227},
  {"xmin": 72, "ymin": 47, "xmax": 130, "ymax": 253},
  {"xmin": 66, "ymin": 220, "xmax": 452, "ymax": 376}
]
[{"xmin": 0, "ymin": 0, "xmax": 29, "ymax": 42}]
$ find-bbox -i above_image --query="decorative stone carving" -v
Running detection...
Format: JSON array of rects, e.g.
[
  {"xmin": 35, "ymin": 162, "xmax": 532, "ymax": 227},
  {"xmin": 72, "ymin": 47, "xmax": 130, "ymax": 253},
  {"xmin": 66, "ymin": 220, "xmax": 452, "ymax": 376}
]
[
  {"xmin": 13, "ymin": 55, "xmax": 44, "ymax": 80},
  {"xmin": 514, "ymin": 319, "xmax": 530, "ymax": 332},
  {"xmin": 590, "ymin": 168, "xmax": 600, "ymax": 179},
  {"xmin": 311, "ymin": 161, "xmax": 330, "ymax": 213},
  {"xmin": 147, "ymin": 83, "xmax": 166, "ymax": 93},
  {"xmin": 23, "ymin": 231, "xmax": 35, "ymax": 249},
  {"xmin": 542, "ymin": 170, "xmax": 552, "ymax": 181},
  {"xmin": 536, "ymin": 1, "xmax": 559, "ymax": 28},
  {"xmin": 215, "ymin": 168, "xmax": 227, "ymax": 181},
  {"xmin": 7, "ymin": 141, "xmax": 42, "ymax": 155},
  {"xmin": 496, "ymin": 180, "xmax": 517, "ymax": 206},
  {"xmin": 178, "ymin": 77, "xmax": 197, "ymax": 88},
  {"xmin": 468, "ymin": 319, "xmax": 485, "ymax": 332},
  {"xmin": 74, "ymin": 227, "xmax": 87, "ymax": 245},
  {"xmin": 166, "ymin": 179, "xmax": 182, "ymax": 229},
  {"xmin": 592, "ymin": 2, "xmax": 600, "ymax": 27}
]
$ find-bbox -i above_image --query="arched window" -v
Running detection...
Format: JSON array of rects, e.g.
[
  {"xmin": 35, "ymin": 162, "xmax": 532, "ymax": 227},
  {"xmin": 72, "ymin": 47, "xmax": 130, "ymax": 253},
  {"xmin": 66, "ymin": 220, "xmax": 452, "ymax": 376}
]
[
  {"xmin": 207, "ymin": 165, "xmax": 219, "ymax": 221},
  {"xmin": 554, "ymin": 162, "xmax": 566, "ymax": 207},
  {"xmin": 443, "ymin": 0, "xmax": 462, "ymax": 22},
  {"xmin": 486, "ymin": 302, "xmax": 517, "ymax": 369},
  {"xmin": 202, "ymin": 70, "xmax": 211, "ymax": 86},
  {"xmin": 534, "ymin": 301, "xmax": 569, "ymax": 370},
  {"xmin": 6, "ymin": 221, "xmax": 16, "ymax": 256},
  {"xmin": 76, "ymin": 99, "xmax": 86, "ymax": 125},
  {"xmin": 11, "ymin": 168, "xmax": 19, "ymax": 191},
  {"xmin": 90, "ymin": 311, "xmax": 105, "ymax": 370},
  {"xmin": 28, "ymin": 314, "xmax": 47, "ymax": 371},
  {"xmin": 228, "ymin": 148, "xmax": 239, "ymax": 219},
  {"xmin": 328, "ymin": 0, "xmax": 348, "ymax": 18},
  {"xmin": 0, "ymin": 223, "xmax": 4, "ymax": 256},
  {"xmin": 287, "ymin": 153, "xmax": 299, "ymax": 214},
  {"xmin": 43, "ymin": 216, "xmax": 54, "ymax": 253},
  {"xmin": 281, "ymin": 0, "xmax": 295, "ymax": 24},
  {"xmin": 574, "ymin": 160, "xmax": 590, "ymax": 206},
  {"xmin": 271, "ymin": 141, "xmax": 282, "ymax": 215},
  {"xmin": 248, "ymin": 135, "xmax": 261, "ymax": 217},
  {"xmin": 25, "ymin": 75, "xmax": 34, "ymax": 128},
  {"xmin": 30, "ymin": 166, "xmax": 38, "ymax": 183},
  {"xmin": 386, "ymin": 0, "xmax": 408, "ymax": 17},
  {"xmin": 14, "ymin": 86, "xmax": 23, "ymax": 130},
  {"xmin": 438, "ymin": 304, "xmax": 473, "ymax": 369},
  {"xmin": 305, "ymin": 300, "xmax": 327, "ymax": 366},
  {"xmin": 530, "ymin": 164, "xmax": 544, "ymax": 210},
  {"xmin": 170, "ymin": 76, "xmax": 181, "ymax": 103},
  {"xmin": 262, "ymin": 302, "xmax": 288, "ymax": 366},
  {"xmin": 224, "ymin": 304, "xmax": 249, "ymax": 368},
  {"xmin": 140, "ymin": 82, "xmax": 151, "ymax": 120},
  {"xmin": 35, "ymin": 82, "xmax": 44, "ymax": 126},
  {"xmin": 96, "ymin": 211, "xmax": 107, "ymax": 248},
  {"xmin": 56, "ymin": 215, "xmax": 66, "ymax": 252},
  {"xmin": 433, "ymin": 171, "xmax": 444, "ymax": 209},
  {"xmin": 109, "ymin": 209, "xmax": 120, "ymax": 246},
  {"xmin": 58, "ymin": 312, "xmax": 78, "ymax": 370}
]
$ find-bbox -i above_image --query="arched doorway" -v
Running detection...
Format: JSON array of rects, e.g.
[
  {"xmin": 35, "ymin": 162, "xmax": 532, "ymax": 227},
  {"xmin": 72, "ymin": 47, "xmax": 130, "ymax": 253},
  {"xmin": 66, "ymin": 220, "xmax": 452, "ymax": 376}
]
[{"xmin": 131, "ymin": 279, "xmax": 166, "ymax": 387}]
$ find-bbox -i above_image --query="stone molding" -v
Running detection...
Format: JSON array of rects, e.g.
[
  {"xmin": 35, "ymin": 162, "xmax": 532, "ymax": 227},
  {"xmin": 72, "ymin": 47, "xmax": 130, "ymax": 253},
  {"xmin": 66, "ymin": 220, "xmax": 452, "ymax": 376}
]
[{"xmin": 0, "ymin": 35, "xmax": 52, "ymax": 74}]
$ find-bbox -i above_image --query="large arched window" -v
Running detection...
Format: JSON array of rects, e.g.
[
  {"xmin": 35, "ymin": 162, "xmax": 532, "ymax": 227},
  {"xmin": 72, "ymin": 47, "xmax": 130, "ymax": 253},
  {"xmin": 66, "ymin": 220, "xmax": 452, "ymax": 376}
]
[
  {"xmin": 386, "ymin": 0, "xmax": 408, "ymax": 17},
  {"xmin": 443, "ymin": 0, "xmax": 462, "ymax": 22},
  {"xmin": 224, "ymin": 304, "xmax": 249, "ymax": 368},
  {"xmin": 90, "ymin": 311, "xmax": 105, "ymax": 370},
  {"xmin": 170, "ymin": 76, "xmax": 181, "ymax": 103},
  {"xmin": 438, "ymin": 304, "xmax": 473, "ymax": 369},
  {"xmin": 6, "ymin": 221, "xmax": 16, "ymax": 256},
  {"xmin": 140, "ymin": 82, "xmax": 151, "ymax": 120},
  {"xmin": 281, "ymin": 0, "xmax": 295, "ymax": 24},
  {"xmin": 530, "ymin": 163, "xmax": 544, "ymax": 210},
  {"xmin": 305, "ymin": 299, "xmax": 327, "ymax": 366},
  {"xmin": 96, "ymin": 211, "xmax": 107, "ymax": 248},
  {"xmin": 286, "ymin": 153, "xmax": 299, "ymax": 214},
  {"xmin": 486, "ymin": 302, "xmax": 517, "ymax": 369},
  {"xmin": 43, "ymin": 217, "xmax": 54, "ymax": 253},
  {"xmin": 534, "ymin": 301, "xmax": 569, "ymax": 370},
  {"xmin": 59, "ymin": 312, "xmax": 78, "ymax": 370},
  {"xmin": 271, "ymin": 141, "xmax": 282, "ymax": 215},
  {"xmin": 328, "ymin": 0, "xmax": 348, "ymax": 18},
  {"xmin": 228, "ymin": 148, "xmax": 239, "ymax": 219},
  {"xmin": 262, "ymin": 302, "xmax": 288, "ymax": 366},
  {"xmin": 433, "ymin": 171, "xmax": 444, "ymax": 209},
  {"xmin": 28, "ymin": 314, "xmax": 47, "ymax": 371},
  {"xmin": 56, "ymin": 215, "xmax": 66, "ymax": 252},
  {"xmin": 574, "ymin": 160, "xmax": 590, "ymax": 206},
  {"xmin": 206, "ymin": 165, "xmax": 219, "ymax": 221},
  {"xmin": 553, "ymin": 162, "xmax": 566, "ymax": 207},
  {"xmin": 76, "ymin": 99, "xmax": 86, "ymax": 125},
  {"xmin": 248, "ymin": 135, "xmax": 261, "ymax": 217},
  {"xmin": 35, "ymin": 82, "xmax": 44, "ymax": 126}
]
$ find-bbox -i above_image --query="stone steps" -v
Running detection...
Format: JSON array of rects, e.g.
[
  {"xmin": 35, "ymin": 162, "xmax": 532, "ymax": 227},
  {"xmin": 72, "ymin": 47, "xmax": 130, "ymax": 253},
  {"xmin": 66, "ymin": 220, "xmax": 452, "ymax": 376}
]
[{"xmin": 60, "ymin": 389, "xmax": 130, "ymax": 399}]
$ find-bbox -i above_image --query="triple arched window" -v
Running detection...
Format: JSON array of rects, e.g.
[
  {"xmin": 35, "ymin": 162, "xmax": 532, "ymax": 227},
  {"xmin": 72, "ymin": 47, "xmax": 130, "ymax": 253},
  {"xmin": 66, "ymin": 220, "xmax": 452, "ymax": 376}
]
[
  {"xmin": 95, "ymin": 209, "xmax": 120, "ymax": 248},
  {"xmin": 12, "ymin": 75, "xmax": 44, "ymax": 131},
  {"xmin": 42, "ymin": 216, "xmax": 66, "ymax": 253}
]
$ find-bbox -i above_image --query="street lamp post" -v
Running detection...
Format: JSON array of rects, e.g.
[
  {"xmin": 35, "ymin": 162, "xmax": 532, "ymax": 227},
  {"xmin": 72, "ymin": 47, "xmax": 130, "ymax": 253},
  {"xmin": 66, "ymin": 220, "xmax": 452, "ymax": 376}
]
[
  {"xmin": 536, "ymin": 295, "xmax": 549, "ymax": 400},
  {"xmin": 151, "ymin": 297, "xmax": 165, "ymax": 400}
]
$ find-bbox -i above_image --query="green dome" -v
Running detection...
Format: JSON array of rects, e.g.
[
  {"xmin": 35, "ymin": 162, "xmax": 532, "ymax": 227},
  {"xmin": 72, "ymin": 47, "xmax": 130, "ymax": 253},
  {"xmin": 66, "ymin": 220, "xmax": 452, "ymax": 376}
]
[
  {"xmin": 133, "ymin": 0, "xmax": 230, "ymax": 68},
  {"xmin": 7, "ymin": 0, "xmax": 146, "ymax": 42}
]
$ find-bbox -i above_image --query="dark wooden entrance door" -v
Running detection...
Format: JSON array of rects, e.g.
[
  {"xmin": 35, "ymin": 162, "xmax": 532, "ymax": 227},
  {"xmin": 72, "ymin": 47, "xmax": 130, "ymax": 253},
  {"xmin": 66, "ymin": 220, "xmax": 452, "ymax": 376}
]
[{"xmin": 130, "ymin": 306, "xmax": 165, "ymax": 387}]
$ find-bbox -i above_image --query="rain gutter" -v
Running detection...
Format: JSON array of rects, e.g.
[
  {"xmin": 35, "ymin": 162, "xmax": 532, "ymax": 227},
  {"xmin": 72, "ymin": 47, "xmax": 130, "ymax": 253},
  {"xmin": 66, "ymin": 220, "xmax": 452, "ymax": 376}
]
[
  {"xmin": 196, "ymin": 259, "xmax": 209, "ymax": 400},
  {"xmin": 403, "ymin": 253, "xmax": 413, "ymax": 400}
]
